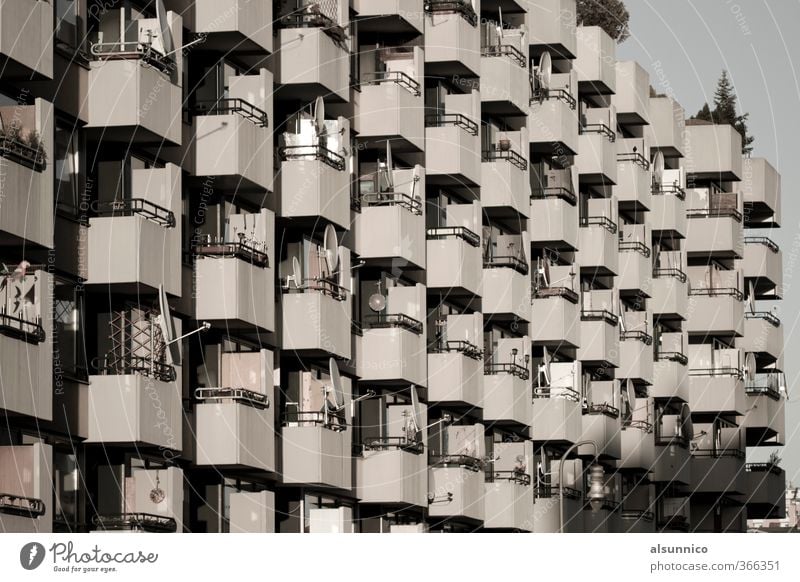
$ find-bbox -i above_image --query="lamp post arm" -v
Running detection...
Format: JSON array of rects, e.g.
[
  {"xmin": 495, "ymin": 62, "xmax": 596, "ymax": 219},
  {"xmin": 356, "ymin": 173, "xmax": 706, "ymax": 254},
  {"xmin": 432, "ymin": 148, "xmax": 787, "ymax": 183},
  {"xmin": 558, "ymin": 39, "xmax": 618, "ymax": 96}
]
[{"xmin": 558, "ymin": 439, "xmax": 599, "ymax": 533}]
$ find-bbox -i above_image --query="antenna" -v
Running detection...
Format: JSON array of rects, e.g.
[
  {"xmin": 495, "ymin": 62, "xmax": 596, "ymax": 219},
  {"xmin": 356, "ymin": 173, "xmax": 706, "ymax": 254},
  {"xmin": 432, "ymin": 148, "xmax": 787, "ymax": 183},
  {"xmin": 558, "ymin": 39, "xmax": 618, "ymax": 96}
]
[
  {"xmin": 410, "ymin": 165, "xmax": 420, "ymax": 201},
  {"xmin": 323, "ymin": 224, "xmax": 339, "ymax": 274},
  {"xmin": 652, "ymin": 151, "xmax": 665, "ymax": 190},
  {"xmin": 158, "ymin": 284, "xmax": 209, "ymax": 367}
]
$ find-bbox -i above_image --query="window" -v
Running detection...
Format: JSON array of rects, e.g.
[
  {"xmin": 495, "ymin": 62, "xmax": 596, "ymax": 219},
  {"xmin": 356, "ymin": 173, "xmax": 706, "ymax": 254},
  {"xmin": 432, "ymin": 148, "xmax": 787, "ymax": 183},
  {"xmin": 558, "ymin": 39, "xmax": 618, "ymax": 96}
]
[
  {"xmin": 54, "ymin": 121, "xmax": 83, "ymax": 217},
  {"xmin": 55, "ymin": 0, "xmax": 79, "ymax": 49},
  {"xmin": 53, "ymin": 278, "xmax": 87, "ymax": 381}
]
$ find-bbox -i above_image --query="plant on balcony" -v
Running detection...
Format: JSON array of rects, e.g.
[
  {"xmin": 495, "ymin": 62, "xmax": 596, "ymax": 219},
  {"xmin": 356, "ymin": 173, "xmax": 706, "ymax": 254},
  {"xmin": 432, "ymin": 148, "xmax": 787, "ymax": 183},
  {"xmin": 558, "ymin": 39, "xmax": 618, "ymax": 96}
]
[
  {"xmin": 576, "ymin": 0, "xmax": 630, "ymax": 43},
  {"xmin": 692, "ymin": 70, "xmax": 755, "ymax": 154},
  {"xmin": 0, "ymin": 124, "xmax": 47, "ymax": 169}
]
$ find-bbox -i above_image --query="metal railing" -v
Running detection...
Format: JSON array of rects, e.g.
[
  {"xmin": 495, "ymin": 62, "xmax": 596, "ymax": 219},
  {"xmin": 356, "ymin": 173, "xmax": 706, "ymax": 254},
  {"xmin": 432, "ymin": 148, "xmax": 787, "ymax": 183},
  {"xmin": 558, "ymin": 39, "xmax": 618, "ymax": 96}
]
[
  {"xmin": 535, "ymin": 485, "xmax": 581, "ymax": 500},
  {"xmin": 89, "ymin": 41, "xmax": 173, "ymax": 74},
  {"xmin": 0, "ymin": 312, "xmax": 46, "ymax": 344},
  {"xmin": 653, "ymin": 267, "xmax": 687, "ymax": 283},
  {"xmin": 745, "ymin": 311, "xmax": 781, "ymax": 327},
  {"xmin": 580, "ymin": 123, "xmax": 615, "ymax": 142},
  {"xmin": 91, "ymin": 198, "xmax": 176, "ymax": 227},
  {"xmin": 587, "ymin": 402, "xmax": 620, "ymax": 418},
  {"xmin": 93, "ymin": 354, "xmax": 176, "ymax": 383},
  {"xmin": 92, "ymin": 513, "xmax": 177, "ymax": 533},
  {"xmin": 686, "ymin": 207, "xmax": 743, "ymax": 222},
  {"xmin": 617, "ymin": 151, "xmax": 650, "ymax": 170},
  {"xmin": 483, "ymin": 254, "xmax": 529, "ymax": 275},
  {"xmin": 581, "ymin": 309, "xmax": 619, "ymax": 326},
  {"xmin": 429, "ymin": 454, "xmax": 482, "ymax": 471},
  {"xmin": 484, "ymin": 362, "xmax": 530, "ymax": 381},
  {"xmin": 688, "ymin": 367, "xmax": 743, "ymax": 380},
  {"xmin": 688, "ymin": 286, "xmax": 743, "ymax": 300},
  {"xmin": 362, "ymin": 436, "xmax": 424, "ymax": 454},
  {"xmin": 424, "ymin": 0, "xmax": 478, "ymax": 26},
  {"xmin": 532, "ymin": 285, "xmax": 580, "ymax": 304},
  {"xmin": 426, "ymin": 226, "xmax": 481, "ymax": 247},
  {"xmin": 0, "ymin": 493, "xmax": 46, "ymax": 518},
  {"xmin": 746, "ymin": 462, "xmax": 783, "ymax": 476},
  {"xmin": 0, "ymin": 135, "xmax": 46, "ymax": 171},
  {"xmin": 653, "ymin": 183, "xmax": 686, "ymax": 199},
  {"xmin": 485, "ymin": 471, "xmax": 532, "ymax": 486},
  {"xmin": 194, "ymin": 241, "xmax": 269, "ymax": 268},
  {"xmin": 192, "ymin": 98, "xmax": 268, "ymax": 127},
  {"xmin": 530, "ymin": 88, "xmax": 577, "ymax": 109},
  {"xmin": 656, "ymin": 351, "xmax": 688, "ymax": 365},
  {"xmin": 533, "ymin": 385, "xmax": 581, "ymax": 402},
  {"xmin": 301, "ymin": 277, "xmax": 348, "ymax": 301},
  {"xmin": 620, "ymin": 510, "xmax": 654, "ymax": 522},
  {"xmin": 745, "ymin": 383, "xmax": 781, "ymax": 400},
  {"xmin": 619, "ymin": 240, "xmax": 651, "ymax": 257},
  {"xmin": 481, "ymin": 44, "xmax": 526, "ymax": 67},
  {"xmin": 483, "ymin": 148, "xmax": 528, "ymax": 171},
  {"xmin": 194, "ymin": 387, "xmax": 269, "ymax": 409},
  {"xmin": 744, "ymin": 236, "xmax": 780, "ymax": 253},
  {"xmin": 360, "ymin": 191, "xmax": 423, "ymax": 215},
  {"xmin": 692, "ymin": 448, "xmax": 745, "ymax": 460},
  {"xmin": 279, "ymin": 144, "xmax": 346, "ymax": 171},
  {"xmin": 623, "ymin": 418, "xmax": 653, "ymax": 432},
  {"xmin": 430, "ymin": 339, "xmax": 483, "ymax": 361},
  {"xmin": 580, "ymin": 215, "xmax": 618, "ymax": 234},
  {"xmin": 425, "ymin": 113, "xmax": 479, "ymax": 136},
  {"xmin": 531, "ymin": 186, "xmax": 577, "ymax": 205},
  {"xmin": 283, "ymin": 409, "xmax": 347, "ymax": 432},
  {"xmin": 360, "ymin": 71, "xmax": 421, "ymax": 96},
  {"xmin": 362, "ymin": 313, "xmax": 424, "ymax": 335},
  {"xmin": 620, "ymin": 330, "xmax": 653, "ymax": 345}
]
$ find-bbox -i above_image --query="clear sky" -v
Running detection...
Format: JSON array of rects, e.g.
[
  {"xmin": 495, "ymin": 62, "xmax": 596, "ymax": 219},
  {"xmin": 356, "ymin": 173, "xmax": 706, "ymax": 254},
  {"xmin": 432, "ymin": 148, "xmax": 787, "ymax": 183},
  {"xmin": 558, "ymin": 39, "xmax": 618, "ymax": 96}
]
[{"xmin": 617, "ymin": 0, "xmax": 800, "ymax": 484}]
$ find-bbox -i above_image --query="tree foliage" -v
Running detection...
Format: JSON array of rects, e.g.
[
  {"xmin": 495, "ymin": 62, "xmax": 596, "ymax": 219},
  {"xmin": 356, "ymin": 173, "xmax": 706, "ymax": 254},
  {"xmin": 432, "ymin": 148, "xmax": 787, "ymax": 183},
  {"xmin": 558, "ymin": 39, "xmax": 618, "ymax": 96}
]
[
  {"xmin": 576, "ymin": 0, "xmax": 631, "ymax": 43},
  {"xmin": 692, "ymin": 71, "xmax": 755, "ymax": 154}
]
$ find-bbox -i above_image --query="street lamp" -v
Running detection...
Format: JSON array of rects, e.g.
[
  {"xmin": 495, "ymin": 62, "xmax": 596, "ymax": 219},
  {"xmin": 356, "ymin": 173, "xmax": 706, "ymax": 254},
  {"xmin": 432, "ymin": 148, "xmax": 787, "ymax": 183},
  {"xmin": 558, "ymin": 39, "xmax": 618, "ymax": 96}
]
[{"xmin": 557, "ymin": 439, "xmax": 605, "ymax": 533}]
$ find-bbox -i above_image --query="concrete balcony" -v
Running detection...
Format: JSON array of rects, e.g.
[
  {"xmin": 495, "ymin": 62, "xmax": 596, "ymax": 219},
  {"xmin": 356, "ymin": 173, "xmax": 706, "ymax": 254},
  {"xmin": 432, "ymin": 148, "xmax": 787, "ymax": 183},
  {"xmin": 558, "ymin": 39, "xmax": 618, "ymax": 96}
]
[
  {"xmin": 742, "ymin": 237, "xmax": 782, "ymax": 299},
  {"xmin": 741, "ymin": 157, "xmax": 780, "ymax": 228},
  {"xmin": 357, "ymin": 321, "xmax": 427, "ymax": 387},
  {"xmin": 530, "ymin": 190, "xmax": 579, "ymax": 249},
  {"xmin": 358, "ymin": 66, "xmax": 424, "ymax": 151},
  {"xmin": 482, "ymin": 258, "xmax": 531, "ymax": 323},
  {"xmin": 652, "ymin": 417, "xmax": 691, "ymax": 485},
  {"xmin": 690, "ymin": 451, "xmax": 746, "ymax": 495},
  {"xmin": 577, "ymin": 132, "xmax": 618, "ymax": 186},
  {"xmin": 533, "ymin": 459, "xmax": 584, "ymax": 532},
  {"xmin": 272, "ymin": 27, "xmax": 349, "ymax": 101},
  {"xmin": 484, "ymin": 474, "xmax": 534, "ymax": 531},
  {"xmin": 531, "ymin": 393, "xmax": 583, "ymax": 444},
  {"xmin": 481, "ymin": 150, "xmax": 530, "ymax": 219},
  {"xmin": 684, "ymin": 123, "xmax": 743, "ymax": 181},
  {"xmin": 194, "ymin": 350, "xmax": 275, "ymax": 472},
  {"xmin": 192, "ymin": 71, "xmax": 272, "ymax": 193},
  {"xmin": 650, "ymin": 183, "xmax": 686, "ymax": 239},
  {"xmin": 0, "ymin": 0, "xmax": 52, "ymax": 79},
  {"xmin": 86, "ymin": 373, "xmax": 182, "ymax": 451},
  {"xmin": 612, "ymin": 61, "xmax": 650, "ymax": 126},
  {"xmin": 357, "ymin": 447, "xmax": 427, "ymax": 508},
  {"xmin": 615, "ymin": 147, "xmax": 651, "ymax": 212},
  {"xmin": 428, "ymin": 461, "xmax": 484, "ymax": 524},
  {"xmin": 354, "ymin": 0, "xmax": 424, "ymax": 34},
  {"xmin": 579, "ymin": 406, "xmax": 622, "ymax": 460},
  {"xmin": 483, "ymin": 365, "xmax": 533, "ymax": 428},
  {"xmin": 619, "ymin": 329, "xmax": 654, "ymax": 386},
  {"xmin": 686, "ymin": 206, "xmax": 744, "ymax": 260},
  {"xmin": 0, "ymin": 100, "xmax": 53, "ymax": 249},
  {"xmin": 0, "ymin": 443, "xmax": 52, "ymax": 533},
  {"xmin": 87, "ymin": 165, "xmax": 182, "ymax": 296},
  {"xmin": 428, "ymin": 348, "xmax": 483, "ymax": 409},
  {"xmin": 738, "ymin": 313, "xmax": 783, "ymax": 368},
  {"xmin": 577, "ymin": 220, "xmax": 618, "ymax": 276},
  {"xmin": 0, "ymin": 270, "xmax": 52, "ymax": 421},
  {"xmin": 618, "ymin": 240, "xmax": 652, "ymax": 298},
  {"xmin": 688, "ymin": 371, "xmax": 745, "ymax": 417},
  {"xmin": 619, "ymin": 510, "xmax": 656, "ymax": 533},
  {"xmin": 529, "ymin": 89, "xmax": 579, "ymax": 156},
  {"xmin": 425, "ymin": 114, "xmax": 481, "ymax": 186},
  {"xmin": 658, "ymin": 497, "xmax": 691, "ymax": 532},
  {"xmin": 577, "ymin": 310, "xmax": 619, "ymax": 367},
  {"xmin": 193, "ymin": 0, "xmax": 273, "ymax": 54},
  {"xmin": 647, "ymin": 97, "xmax": 685, "ymax": 157},
  {"xmin": 651, "ymin": 271, "xmax": 688, "ymax": 321},
  {"xmin": 744, "ymin": 464, "xmax": 785, "ymax": 519},
  {"xmin": 618, "ymin": 426, "xmax": 655, "ymax": 472},
  {"xmin": 282, "ymin": 424, "xmax": 352, "ymax": 491},
  {"xmin": 575, "ymin": 26, "xmax": 616, "ymax": 95},
  {"xmin": 278, "ymin": 142, "xmax": 350, "ymax": 230},
  {"xmin": 424, "ymin": 8, "xmax": 480, "ymax": 77},
  {"xmin": 742, "ymin": 384, "xmax": 784, "ymax": 447},
  {"xmin": 531, "ymin": 288, "xmax": 581, "ymax": 349},
  {"xmin": 686, "ymin": 290, "xmax": 744, "ymax": 337},
  {"xmin": 526, "ymin": 0, "xmax": 577, "ymax": 58},
  {"xmin": 651, "ymin": 355, "xmax": 689, "ymax": 403},
  {"xmin": 426, "ymin": 226, "xmax": 483, "ymax": 297},
  {"xmin": 229, "ymin": 491, "xmax": 275, "ymax": 533},
  {"xmin": 480, "ymin": 46, "xmax": 529, "ymax": 115},
  {"xmin": 282, "ymin": 287, "xmax": 352, "ymax": 360}
]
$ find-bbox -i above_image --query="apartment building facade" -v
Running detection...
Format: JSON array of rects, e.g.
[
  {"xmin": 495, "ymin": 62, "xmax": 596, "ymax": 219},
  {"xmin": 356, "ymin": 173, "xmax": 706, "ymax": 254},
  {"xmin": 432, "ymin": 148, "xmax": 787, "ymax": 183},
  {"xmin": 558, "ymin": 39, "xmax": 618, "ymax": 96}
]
[{"xmin": 0, "ymin": 0, "xmax": 786, "ymax": 533}]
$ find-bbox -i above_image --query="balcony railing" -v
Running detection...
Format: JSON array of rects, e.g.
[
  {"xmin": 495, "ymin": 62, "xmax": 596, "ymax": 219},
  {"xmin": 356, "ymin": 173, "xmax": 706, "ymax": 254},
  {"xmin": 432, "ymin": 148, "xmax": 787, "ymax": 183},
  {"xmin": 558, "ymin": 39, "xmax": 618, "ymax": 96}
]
[
  {"xmin": 484, "ymin": 362, "xmax": 530, "ymax": 381},
  {"xmin": 692, "ymin": 448, "xmax": 745, "ymax": 460},
  {"xmin": 92, "ymin": 513, "xmax": 177, "ymax": 533},
  {"xmin": 279, "ymin": 144, "xmax": 346, "ymax": 171},
  {"xmin": 652, "ymin": 183, "xmax": 686, "ymax": 199},
  {"xmin": 623, "ymin": 418, "xmax": 653, "ymax": 432},
  {"xmin": 620, "ymin": 330, "xmax": 653, "ymax": 345},
  {"xmin": 424, "ymin": 0, "xmax": 478, "ymax": 26},
  {"xmin": 278, "ymin": 2, "xmax": 347, "ymax": 44},
  {"xmin": 688, "ymin": 367, "xmax": 744, "ymax": 380},
  {"xmin": 580, "ymin": 123, "xmax": 615, "ymax": 142},
  {"xmin": 620, "ymin": 509, "xmax": 654, "ymax": 522},
  {"xmin": 581, "ymin": 309, "xmax": 619, "ymax": 326},
  {"xmin": 686, "ymin": 207, "xmax": 743, "ymax": 222},
  {"xmin": 586, "ymin": 402, "xmax": 620, "ymax": 418},
  {"xmin": 361, "ymin": 71, "xmax": 421, "ymax": 96},
  {"xmin": 299, "ymin": 277, "xmax": 348, "ymax": 301},
  {"xmin": 530, "ymin": 88, "xmax": 577, "ymax": 109},
  {"xmin": 426, "ymin": 226, "xmax": 481, "ymax": 247},
  {"xmin": 91, "ymin": 198, "xmax": 176, "ymax": 228},
  {"xmin": 532, "ymin": 285, "xmax": 580, "ymax": 304},
  {"xmin": 688, "ymin": 286, "xmax": 743, "ymax": 301},
  {"xmin": 0, "ymin": 493, "xmax": 46, "ymax": 518},
  {"xmin": 362, "ymin": 313, "xmax": 424, "ymax": 335},
  {"xmin": 0, "ymin": 312, "xmax": 46, "ymax": 344},
  {"xmin": 425, "ymin": 113, "xmax": 479, "ymax": 136},
  {"xmin": 93, "ymin": 354, "xmax": 176, "ymax": 383},
  {"xmin": 656, "ymin": 351, "xmax": 688, "ymax": 365},
  {"xmin": 745, "ymin": 311, "xmax": 781, "ymax": 327},
  {"xmin": 531, "ymin": 186, "xmax": 577, "ymax": 205},
  {"xmin": 653, "ymin": 267, "xmax": 687, "ymax": 283},
  {"xmin": 360, "ymin": 191, "xmax": 423, "ymax": 215},
  {"xmin": 617, "ymin": 151, "xmax": 650, "ymax": 170},
  {"xmin": 745, "ymin": 383, "xmax": 781, "ymax": 400},
  {"xmin": 654, "ymin": 432, "xmax": 687, "ymax": 448},
  {"xmin": 194, "ymin": 241, "xmax": 269, "ymax": 268},
  {"xmin": 746, "ymin": 462, "xmax": 783, "ymax": 476},
  {"xmin": 195, "ymin": 387, "xmax": 270, "ymax": 409},
  {"xmin": 430, "ymin": 339, "xmax": 483, "ymax": 361},
  {"xmin": 533, "ymin": 385, "xmax": 581, "ymax": 402},
  {"xmin": 283, "ymin": 409, "xmax": 346, "ymax": 432},
  {"xmin": 429, "ymin": 454, "xmax": 482, "ymax": 471},
  {"xmin": 619, "ymin": 240, "xmax": 651, "ymax": 257},
  {"xmin": 90, "ymin": 40, "xmax": 173, "ymax": 74},
  {"xmin": 535, "ymin": 485, "xmax": 581, "ymax": 500},
  {"xmin": 192, "ymin": 98, "xmax": 268, "ymax": 127},
  {"xmin": 580, "ymin": 215, "xmax": 618, "ymax": 234},
  {"xmin": 0, "ymin": 133, "xmax": 46, "ymax": 171},
  {"xmin": 362, "ymin": 436, "xmax": 424, "ymax": 455},
  {"xmin": 483, "ymin": 148, "xmax": 528, "ymax": 171},
  {"xmin": 485, "ymin": 470, "xmax": 532, "ymax": 486},
  {"xmin": 481, "ymin": 44, "xmax": 526, "ymax": 68},
  {"xmin": 744, "ymin": 236, "xmax": 780, "ymax": 253},
  {"xmin": 484, "ymin": 254, "xmax": 529, "ymax": 276}
]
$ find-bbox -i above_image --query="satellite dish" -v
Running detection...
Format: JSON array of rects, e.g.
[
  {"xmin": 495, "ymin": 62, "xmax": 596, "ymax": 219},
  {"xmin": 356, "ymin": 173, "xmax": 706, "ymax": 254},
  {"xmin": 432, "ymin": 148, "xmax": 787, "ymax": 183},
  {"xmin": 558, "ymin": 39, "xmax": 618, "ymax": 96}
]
[
  {"xmin": 653, "ymin": 151, "xmax": 665, "ymax": 189},
  {"xmin": 158, "ymin": 284, "xmax": 181, "ymax": 366},
  {"xmin": 368, "ymin": 293, "xmax": 386, "ymax": 312},
  {"xmin": 618, "ymin": 299, "xmax": 627, "ymax": 333},
  {"xmin": 538, "ymin": 346, "xmax": 552, "ymax": 387},
  {"xmin": 625, "ymin": 378, "xmax": 635, "ymax": 410},
  {"xmin": 779, "ymin": 372, "xmax": 788, "ymax": 398},
  {"xmin": 410, "ymin": 385, "xmax": 422, "ymax": 437},
  {"xmin": 286, "ymin": 256, "xmax": 302, "ymax": 289},
  {"xmin": 313, "ymin": 96, "xmax": 325, "ymax": 138},
  {"xmin": 747, "ymin": 280, "xmax": 757, "ymax": 314},
  {"xmin": 323, "ymin": 224, "xmax": 339, "ymax": 273},
  {"xmin": 744, "ymin": 352, "xmax": 757, "ymax": 383},
  {"xmin": 679, "ymin": 403, "xmax": 693, "ymax": 443},
  {"xmin": 384, "ymin": 139, "xmax": 394, "ymax": 191},
  {"xmin": 155, "ymin": 0, "xmax": 175, "ymax": 55},
  {"xmin": 328, "ymin": 357, "xmax": 345, "ymax": 410},
  {"xmin": 538, "ymin": 52, "xmax": 552, "ymax": 92}
]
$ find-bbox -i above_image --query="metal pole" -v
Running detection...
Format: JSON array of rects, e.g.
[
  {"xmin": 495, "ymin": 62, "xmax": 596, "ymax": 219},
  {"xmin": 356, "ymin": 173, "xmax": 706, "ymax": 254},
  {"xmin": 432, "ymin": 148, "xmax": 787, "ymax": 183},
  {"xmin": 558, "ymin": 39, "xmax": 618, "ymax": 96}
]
[{"xmin": 558, "ymin": 439, "xmax": 599, "ymax": 533}]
